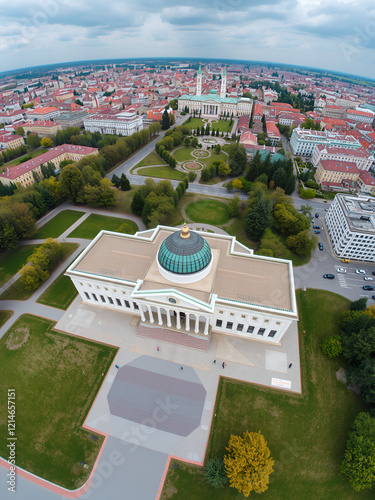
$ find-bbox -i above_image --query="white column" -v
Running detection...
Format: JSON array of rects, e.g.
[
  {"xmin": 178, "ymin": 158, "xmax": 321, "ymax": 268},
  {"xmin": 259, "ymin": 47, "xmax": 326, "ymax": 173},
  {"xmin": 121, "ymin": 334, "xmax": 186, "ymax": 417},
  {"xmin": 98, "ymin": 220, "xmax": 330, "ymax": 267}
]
[
  {"xmin": 185, "ymin": 313, "xmax": 190, "ymax": 332},
  {"xmin": 204, "ymin": 317, "xmax": 210, "ymax": 336},
  {"xmin": 157, "ymin": 307, "xmax": 163, "ymax": 326},
  {"xmin": 176, "ymin": 312, "xmax": 181, "ymax": 330},
  {"xmin": 166, "ymin": 309, "xmax": 171, "ymax": 327},
  {"xmin": 195, "ymin": 315, "xmax": 199, "ymax": 334},
  {"xmin": 139, "ymin": 305, "xmax": 146, "ymax": 322},
  {"xmin": 148, "ymin": 305, "xmax": 154, "ymax": 324}
]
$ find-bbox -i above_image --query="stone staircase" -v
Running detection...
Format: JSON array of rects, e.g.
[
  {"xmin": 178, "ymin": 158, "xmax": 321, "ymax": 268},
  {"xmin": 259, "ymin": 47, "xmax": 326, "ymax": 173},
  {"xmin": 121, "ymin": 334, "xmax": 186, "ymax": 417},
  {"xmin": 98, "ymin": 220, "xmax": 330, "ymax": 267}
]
[{"xmin": 137, "ymin": 323, "xmax": 210, "ymax": 351}]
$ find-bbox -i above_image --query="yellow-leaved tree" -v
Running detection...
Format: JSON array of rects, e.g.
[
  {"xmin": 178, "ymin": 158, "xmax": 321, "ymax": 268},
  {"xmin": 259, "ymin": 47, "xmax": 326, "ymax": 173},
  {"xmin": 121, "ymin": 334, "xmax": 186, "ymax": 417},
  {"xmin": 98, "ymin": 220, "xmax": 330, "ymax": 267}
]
[{"xmin": 224, "ymin": 430, "xmax": 274, "ymax": 497}]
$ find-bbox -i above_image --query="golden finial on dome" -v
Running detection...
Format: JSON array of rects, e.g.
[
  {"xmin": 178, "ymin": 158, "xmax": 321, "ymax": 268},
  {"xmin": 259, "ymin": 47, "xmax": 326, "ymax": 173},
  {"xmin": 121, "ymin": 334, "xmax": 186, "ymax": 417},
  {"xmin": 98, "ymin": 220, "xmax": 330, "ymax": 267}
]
[{"xmin": 180, "ymin": 222, "xmax": 191, "ymax": 239}]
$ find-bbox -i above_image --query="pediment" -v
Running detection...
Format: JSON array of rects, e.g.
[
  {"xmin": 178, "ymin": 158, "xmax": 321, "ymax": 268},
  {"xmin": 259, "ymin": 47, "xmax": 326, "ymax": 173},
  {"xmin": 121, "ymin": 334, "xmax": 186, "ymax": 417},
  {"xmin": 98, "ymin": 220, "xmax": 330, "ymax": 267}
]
[{"xmin": 131, "ymin": 288, "xmax": 214, "ymax": 313}]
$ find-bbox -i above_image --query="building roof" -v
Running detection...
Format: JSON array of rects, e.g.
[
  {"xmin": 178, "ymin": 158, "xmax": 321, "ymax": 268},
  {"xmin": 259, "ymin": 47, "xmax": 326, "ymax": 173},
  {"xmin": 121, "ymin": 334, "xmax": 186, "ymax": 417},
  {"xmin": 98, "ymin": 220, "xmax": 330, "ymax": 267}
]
[
  {"xmin": 320, "ymin": 159, "xmax": 359, "ymax": 174},
  {"xmin": 359, "ymin": 171, "xmax": 375, "ymax": 186},
  {"xmin": 179, "ymin": 93, "xmax": 238, "ymax": 104},
  {"xmin": 347, "ymin": 109, "xmax": 374, "ymax": 117},
  {"xmin": 27, "ymin": 106, "xmax": 59, "ymax": 115}
]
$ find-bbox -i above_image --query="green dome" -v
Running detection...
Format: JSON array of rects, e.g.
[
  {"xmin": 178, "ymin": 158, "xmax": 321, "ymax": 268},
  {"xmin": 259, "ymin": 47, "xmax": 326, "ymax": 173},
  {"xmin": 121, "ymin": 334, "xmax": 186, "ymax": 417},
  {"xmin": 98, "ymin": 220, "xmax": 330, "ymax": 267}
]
[
  {"xmin": 158, "ymin": 226, "xmax": 212, "ymax": 275},
  {"xmin": 210, "ymin": 89, "xmax": 217, "ymax": 94}
]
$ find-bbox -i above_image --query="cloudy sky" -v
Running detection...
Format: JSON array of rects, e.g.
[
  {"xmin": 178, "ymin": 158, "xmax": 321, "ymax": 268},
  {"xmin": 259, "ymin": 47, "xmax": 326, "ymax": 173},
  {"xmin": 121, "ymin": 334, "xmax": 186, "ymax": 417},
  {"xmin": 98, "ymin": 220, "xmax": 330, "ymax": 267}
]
[{"xmin": 0, "ymin": 0, "xmax": 374, "ymax": 78}]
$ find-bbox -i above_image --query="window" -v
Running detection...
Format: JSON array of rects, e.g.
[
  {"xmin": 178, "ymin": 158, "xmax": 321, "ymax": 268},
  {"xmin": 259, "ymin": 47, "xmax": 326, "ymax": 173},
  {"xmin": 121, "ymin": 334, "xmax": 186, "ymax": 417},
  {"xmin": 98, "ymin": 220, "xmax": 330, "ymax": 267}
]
[
  {"xmin": 276, "ymin": 321, "xmax": 281, "ymax": 326},
  {"xmin": 216, "ymin": 320, "xmax": 222, "ymax": 327},
  {"xmin": 84, "ymin": 292, "xmax": 90, "ymax": 300},
  {"xmin": 230, "ymin": 312, "xmax": 234, "ymax": 316},
  {"xmin": 108, "ymin": 297, "xmax": 114, "ymax": 305},
  {"xmin": 100, "ymin": 295, "xmax": 105, "ymax": 302},
  {"xmin": 134, "ymin": 303, "xmax": 139, "ymax": 310},
  {"xmin": 237, "ymin": 324, "xmax": 244, "ymax": 332},
  {"xmin": 124, "ymin": 300, "xmax": 130, "ymax": 308},
  {"xmin": 252, "ymin": 317, "xmax": 258, "ymax": 321},
  {"xmin": 264, "ymin": 319, "xmax": 269, "ymax": 324},
  {"xmin": 116, "ymin": 298, "xmax": 121, "ymax": 306},
  {"xmin": 268, "ymin": 330, "xmax": 277, "ymax": 338},
  {"xmin": 247, "ymin": 326, "xmax": 254, "ymax": 333},
  {"xmin": 241, "ymin": 315, "xmax": 246, "ymax": 319},
  {"xmin": 226, "ymin": 322, "xmax": 233, "ymax": 330},
  {"xmin": 257, "ymin": 328, "xmax": 265, "ymax": 336},
  {"xmin": 92, "ymin": 293, "xmax": 98, "ymax": 301}
]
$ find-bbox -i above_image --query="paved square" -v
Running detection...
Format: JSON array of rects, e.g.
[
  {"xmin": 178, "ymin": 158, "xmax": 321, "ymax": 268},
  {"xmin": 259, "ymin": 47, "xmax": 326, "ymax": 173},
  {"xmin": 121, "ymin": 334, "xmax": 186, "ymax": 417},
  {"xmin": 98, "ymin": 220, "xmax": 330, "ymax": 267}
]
[{"xmin": 265, "ymin": 349, "xmax": 288, "ymax": 373}]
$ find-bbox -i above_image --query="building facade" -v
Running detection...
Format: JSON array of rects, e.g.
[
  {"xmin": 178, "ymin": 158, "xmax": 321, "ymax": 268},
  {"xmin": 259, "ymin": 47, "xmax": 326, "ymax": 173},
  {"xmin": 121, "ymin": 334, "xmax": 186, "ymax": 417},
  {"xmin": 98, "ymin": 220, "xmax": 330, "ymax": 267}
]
[
  {"xmin": 66, "ymin": 225, "xmax": 298, "ymax": 349},
  {"xmin": 311, "ymin": 144, "xmax": 374, "ymax": 171},
  {"xmin": 325, "ymin": 195, "xmax": 375, "ymax": 262},
  {"xmin": 84, "ymin": 111, "xmax": 143, "ymax": 135},
  {"xmin": 0, "ymin": 131, "xmax": 24, "ymax": 150},
  {"xmin": 23, "ymin": 120, "xmax": 62, "ymax": 137},
  {"xmin": 314, "ymin": 159, "xmax": 359, "ymax": 190},
  {"xmin": 290, "ymin": 128, "xmax": 361, "ymax": 156}
]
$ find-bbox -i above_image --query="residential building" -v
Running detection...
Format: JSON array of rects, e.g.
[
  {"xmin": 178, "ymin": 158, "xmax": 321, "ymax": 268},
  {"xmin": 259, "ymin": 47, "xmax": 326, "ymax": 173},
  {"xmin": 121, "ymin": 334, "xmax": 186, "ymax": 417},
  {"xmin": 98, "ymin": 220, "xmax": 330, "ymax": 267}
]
[
  {"xmin": 346, "ymin": 108, "xmax": 374, "ymax": 124},
  {"xmin": 66, "ymin": 224, "xmax": 298, "ymax": 349},
  {"xmin": 357, "ymin": 171, "xmax": 375, "ymax": 194},
  {"xmin": 0, "ymin": 110, "xmax": 24, "ymax": 124},
  {"xmin": 311, "ymin": 144, "xmax": 374, "ymax": 171},
  {"xmin": 239, "ymin": 131, "xmax": 257, "ymax": 147},
  {"xmin": 0, "ymin": 131, "xmax": 24, "ymax": 150},
  {"xmin": 314, "ymin": 159, "xmax": 359, "ymax": 190},
  {"xmin": 0, "ymin": 144, "xmax": 98, "ymax": 187},
  {"xmin": 290, "ymin": 128, "xmax": 361, "ymax": 156},
  {"xmin": 26, "ymin": 106, "xmax": 60, "ymax": 121},
  {"xmin": 322, "ymin": 104, "xmax": 345, "ymax": 119},
  {"xmin": 266, "ymin": 121, "xmax": 281, "ymax": 146},
  {"xmin": 83, "ymin": 110, "xmax": 143, "ymax": 135},
  {"xmin": 325, "ymin": 195, "xmax": 375, "ymax": 262},
  {"xmin": 23, "ymin": 120, "xmax": 62, "ymax": 137}
]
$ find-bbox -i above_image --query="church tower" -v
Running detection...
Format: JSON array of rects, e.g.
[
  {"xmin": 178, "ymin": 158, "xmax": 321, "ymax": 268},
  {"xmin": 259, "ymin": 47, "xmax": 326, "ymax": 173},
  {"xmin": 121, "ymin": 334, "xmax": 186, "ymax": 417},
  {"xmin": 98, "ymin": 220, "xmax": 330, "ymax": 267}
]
[
  {"xmin": 220, "ymin": 66, "xmax": 227, "ymax": 98},
  {"xmin": 196, "ymin": 62, "xmax": 202, "ymax": 97}
]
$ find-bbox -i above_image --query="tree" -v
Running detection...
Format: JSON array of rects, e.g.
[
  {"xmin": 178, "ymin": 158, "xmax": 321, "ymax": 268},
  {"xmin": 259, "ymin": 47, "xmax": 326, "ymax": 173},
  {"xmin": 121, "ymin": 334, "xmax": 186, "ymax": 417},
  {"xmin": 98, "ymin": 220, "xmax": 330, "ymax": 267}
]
[
  {"xmin": 224, "ymin": 431, "xmax": 274, "ymax": 497},
  {"xmin": 191, "ymin": 136, "xmax": 198, "ymax": 147},
  {"xmin": 244, "ymin": 196, "xmax": 272, "ymax": 240},
  {"xmin": 215, "ymin": 143, "xmax": 221, "ymax": 154},
  {"xmin": 40, "ymin": 137, "xmax": 51, "ymax": 148},
  {"xmin": 340, "ymin": 412, "xmax": 375, "ymax": 491},
  {"xmin": 26, "ymin": 134, "xmax": 41, "ymax": 149},
  {"xmin": 131, "ymin": 191, "xmax": 144, "ymax": 216},
  {"xmin": 321, "ymin": 335, "xmax": 343, "ymax": 358},
  {"xmin": 217, "ymin": 161, "xmax": 231, "ymax": 177},
  {"xmin": 15, "ymin": 126, "xmax": 24, "ymax": 137},
  {"xmin": 228, "ymin": 144, "xmax": 247, "ymax": 176},
  {"xmin": 351, "ymin": 297, "xmax": 368, "ymax": 311},
  {"xmin": 300, "ymin": 204, "xmax": 313, "ymax": 218},
  {"xmin": 232, "ymin": 178, "xmax": 243, "ymax": 190},
  {"xmin": 120, "ymin": 173, "xmax": 131, "ymax": 191},
  {"xmin": 228, "ymin": 195, "xmax": 240, "ymax": 217},
  {"xmin": 204, "ymin": 458, "xmax": 228, "ymax": 489},
  {"xmin": 161, "ymin": 109, "xmax": 170, "ymax": 130},
  {"xmin": 286, "ymin": 230, "xmax": 317, "ymax": 257},
  {"xmin": 111, "ymin": 174, "xmax": 121, "ymax": 188},
  {"xmin": 184, "ymin": 136, "xmax": 191, "ymax": 147},
  {"xmin": 60, "ymin": 164, "xmax": 85, "ymax": 203}
]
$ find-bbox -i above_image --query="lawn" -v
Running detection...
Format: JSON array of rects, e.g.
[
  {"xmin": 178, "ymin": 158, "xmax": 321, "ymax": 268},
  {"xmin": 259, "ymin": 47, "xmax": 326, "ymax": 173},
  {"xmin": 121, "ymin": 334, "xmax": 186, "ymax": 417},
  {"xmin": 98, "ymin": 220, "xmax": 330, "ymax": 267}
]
[
  {"xmin": 185, "ymin": 199, "xmax": 231, "ymax": 225},
  {"xmin": 209, "ymin": 119, "xmax": 233, "ymax": 133},
  {"xmin": 0, "ymin": 245, "xmax": 39, "ymax": 286},
  {"xmin": 172, "ymin": 147, "xmax": 195, "ymax": 162},
  {"xmin": 201, "ymin": 151, "xmax": 228, "ymax": 168},
  {"xmin": 0, "ymin": 243, "xmax": 78, "ymax": 301},
  {"xmin": 67, "ymin": 214, "xmax": 138, "ymax": 240},
  {"xmin": 0, "ymin": 310, "xmax": 13, "ymax": 328},
  {"xmin": 183, "ymin": 117, "xmax": 205, "ymax": 130},
  {"xmin": 0, "ymin": 314, "xmax": 117, "ymax": 489},
  {"xmin": 108, "ymin": 188, "xmax": 135, "ymax": 215},
  {"xmin": 161, "ymin": 289, "xmax": 373, "ymax": 500},
  {"xmin": 37, "ymin": 266, "xmax": 78, "ymax": 309},
  {"xmin": 137, "ymin": 166, "xmax": 187, "ymax": 181},
  {"xmin": 33, "ymin": 210, "xmax": 85, "ymax": 239},
  {"xmin": 225, "ymin": 215, "xmax": 258, "ymax": 251},
  {"xmin": 132, "ymin": 151, "xmax": 166, "ymax": 170}
]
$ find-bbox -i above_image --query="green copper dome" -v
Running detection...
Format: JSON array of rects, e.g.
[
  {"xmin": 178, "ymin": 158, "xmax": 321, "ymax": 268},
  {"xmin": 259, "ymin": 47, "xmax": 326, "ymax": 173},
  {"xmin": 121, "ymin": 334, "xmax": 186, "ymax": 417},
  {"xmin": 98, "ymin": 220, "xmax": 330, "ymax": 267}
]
[{"xmin": 158, "ymin": 225, "xmax": 212, "ymax": 275}]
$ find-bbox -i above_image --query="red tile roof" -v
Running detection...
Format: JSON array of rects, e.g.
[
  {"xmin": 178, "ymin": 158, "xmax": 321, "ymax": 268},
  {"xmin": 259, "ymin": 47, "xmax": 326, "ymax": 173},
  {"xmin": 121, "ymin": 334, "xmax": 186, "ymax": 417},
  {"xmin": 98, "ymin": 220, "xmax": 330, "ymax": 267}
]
[{"xmin": 320, "ymin": 159, "xmax": 359, "ymax": 174}]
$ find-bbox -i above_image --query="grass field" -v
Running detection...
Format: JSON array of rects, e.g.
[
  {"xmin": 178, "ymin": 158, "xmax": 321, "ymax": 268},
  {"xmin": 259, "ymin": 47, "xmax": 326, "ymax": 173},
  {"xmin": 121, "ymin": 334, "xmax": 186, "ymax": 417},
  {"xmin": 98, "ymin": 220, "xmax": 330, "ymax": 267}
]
[
  {"xmin": 132, "ymin": 151, "xmax": 166, "ymax": 170},
  {"xmin": 137, "ymin": 166, "xmax": 187, "ymax": 181},
  {"xmin": 172, "ymin": 147, "xmax": 195, "ymax": 162},
  {"xmin": 208, "ymin": 119, "xmax": 233, "ymax": 133},
  {"xmin": 161, "ymin": 289, "xmax": 372, "ymax": 500},
  {"xmin": 109, "ymin": 188, "xmax": 135, "ymax": 215},
  {"xmin": 184, "ymin": 118, "xmax": 205, "ymax": 130},
  {"xmin": 0, "ymin": 314, "xmax": 117, "ymax": 489},
  {"xmin": 37, "ymin": 266, "xmax": 78, "ymax": 309},
  {"xmin": 33, "ymin": 210, "xmax": 85, "ymax": 239},
  {"xmin": 185, "ymin": 199, "xmax": 230, "ymax": 225},
  {"xmin": 0, "ymin": 310, "xmax": 13, "ymax": 328},
  {"xmin": 201, "ymin": 151, "xmax": 228, "ymax": 168},
  {"xmin": 68, "ymin": 214, "xmax": 138, "ymax": 240},
  {"xmin": 0, "ymin": 245, "xmax": 39, "ymax": 287},
  {"xmin": 0, "ymin": 243, "xmax": 78, "ymax": 301}
]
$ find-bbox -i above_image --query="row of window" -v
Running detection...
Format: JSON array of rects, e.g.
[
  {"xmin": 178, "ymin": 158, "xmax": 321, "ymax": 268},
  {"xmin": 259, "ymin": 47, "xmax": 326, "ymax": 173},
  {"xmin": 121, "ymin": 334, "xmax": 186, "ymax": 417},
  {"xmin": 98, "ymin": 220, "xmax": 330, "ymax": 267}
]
[
  {"xmin": 84, "ymin": 292, "xmax": 139, "ymax": 310},
  {"xmin": 215, "ymin": 319, "xmax": 277, "ymax": 338}
]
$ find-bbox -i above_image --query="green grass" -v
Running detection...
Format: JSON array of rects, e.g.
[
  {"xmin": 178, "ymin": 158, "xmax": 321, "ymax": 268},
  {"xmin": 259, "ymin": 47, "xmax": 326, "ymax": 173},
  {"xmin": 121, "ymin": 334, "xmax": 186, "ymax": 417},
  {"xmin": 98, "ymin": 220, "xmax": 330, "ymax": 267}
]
[
  {"xmin": 68, "ymin": 214, "xmax": 138, "ymax": 240},
  {"xmin": 198, "ymin": 176, "xmax": 223, "ymax": 185},
  {"xmin": 137, "ymin": 166, "xmax": 187, "ymax": 181},
  {"xmin": 226, "ymin": 215, "xmax": 258, "ymax": 250},
  {"xmin": 33, "ymin": 210, "xmax": 85, "ymax": 239},
  {"xmin": 183, "ymin": 118, "xmax": 205, "ymax": 130},
  {"xmin": 185, "ymin": 199, "xmax": 230, "ymax": 225},
  {"xmin": 0, "ymin": 314, "xmax": 117, "ymax": 489},
  {"xmin": 108, "ymin": 188, "xmax": 135, "ymax": 214},
  {"xmin": 0, "ymin": 310, "xmax": 13, "ymax": 328},
  {"xmin": 208, "ymin": 119, "xmax": 233, "ymax": 133},
  {"xmin": 161, "ymin": 289, "xmax": 372, "ymax": 500},
  {"xmin": 172, "ymin": 147, "xmax": 195, "ymax": 162},
  {"xmin": 37, "ymin": 266, "xmax": 78, "ymax": 309},
  {"xmin": 0, "ymin": 245, "xmax": 39, "ymax": 286},
  {"xmin": 132, "ymin": 151, "xmax": 166, "ymax": 170},
  {"xmin": 0, "ymin": 243, "xmax": 78, "ymax": 301},
  {"xmin": 201, "ymin": 152, "xmax": 228, "ymax": 168}
]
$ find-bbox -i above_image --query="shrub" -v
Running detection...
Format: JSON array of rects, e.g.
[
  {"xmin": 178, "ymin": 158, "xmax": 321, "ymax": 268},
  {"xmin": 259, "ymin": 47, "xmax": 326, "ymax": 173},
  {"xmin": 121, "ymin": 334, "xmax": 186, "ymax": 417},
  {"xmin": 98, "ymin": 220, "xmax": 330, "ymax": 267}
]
[
  {"xmin": 204, "ymin": 458, "xmax": 228, "ymax": 489},
  {"xmin": 321, "ymin": 335, "xmax": 343, "ymax": 358}
]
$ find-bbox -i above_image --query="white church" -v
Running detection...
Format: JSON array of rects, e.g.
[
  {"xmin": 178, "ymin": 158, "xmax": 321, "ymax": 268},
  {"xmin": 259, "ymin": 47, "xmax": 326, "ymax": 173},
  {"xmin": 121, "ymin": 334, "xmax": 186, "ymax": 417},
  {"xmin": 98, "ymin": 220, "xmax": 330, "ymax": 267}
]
[
  {"xmin": 66, "ymin": 224, "xmax": 297, "ymax": 350},
  {"xmin": 178, "ymin": 64, "xmax": 253, "ymax": 118}
]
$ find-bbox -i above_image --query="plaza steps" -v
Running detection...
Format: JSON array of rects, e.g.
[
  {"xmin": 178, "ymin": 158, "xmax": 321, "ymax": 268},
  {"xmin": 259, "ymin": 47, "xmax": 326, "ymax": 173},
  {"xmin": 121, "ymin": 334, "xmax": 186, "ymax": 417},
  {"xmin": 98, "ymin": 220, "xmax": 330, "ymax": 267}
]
[{"xmin": 137, "ymin": 323, "xmax": 210, "ymax": 351}]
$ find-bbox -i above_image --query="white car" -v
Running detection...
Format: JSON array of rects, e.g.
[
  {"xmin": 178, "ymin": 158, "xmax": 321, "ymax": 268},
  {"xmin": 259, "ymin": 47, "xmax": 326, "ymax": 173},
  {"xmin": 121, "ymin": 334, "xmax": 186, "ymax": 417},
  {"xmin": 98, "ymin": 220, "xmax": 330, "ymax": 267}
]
[
  {"xmin": 356, "ymin": 270, "xmax": 366, "ymax": 274},
  {"xmin": 364, "ymin": 277, "xmax": 374, "ymax": 281},
  {"xmin": 337, "ymin": 268, "xmax": 346, "ymax": 273}
]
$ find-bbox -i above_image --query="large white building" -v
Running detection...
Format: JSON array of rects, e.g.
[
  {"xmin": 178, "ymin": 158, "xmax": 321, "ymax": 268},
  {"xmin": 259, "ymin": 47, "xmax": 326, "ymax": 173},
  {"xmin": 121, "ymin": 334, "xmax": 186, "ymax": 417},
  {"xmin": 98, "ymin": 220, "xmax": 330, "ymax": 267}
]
[
  {"xmin": 290, "ymin": 128, "xmax": 362, "ymax": 156},
  {"xmin": 325, "ymin": 195, "xmax": 375, "ymax": 262},
  {"xmin": 312, "ymin": 144, "xmax": 374, "ymax": 171},
  {"xmin": 84, "ymin": 110, "xmax": 143, "ymax": 135},
  {"xmin": 178, "ymin": 64, "xmax": 252, "ymax": 118},
  {"xmin": 66, "ymin": 224, "xmax": 298, "ymax": 349}
]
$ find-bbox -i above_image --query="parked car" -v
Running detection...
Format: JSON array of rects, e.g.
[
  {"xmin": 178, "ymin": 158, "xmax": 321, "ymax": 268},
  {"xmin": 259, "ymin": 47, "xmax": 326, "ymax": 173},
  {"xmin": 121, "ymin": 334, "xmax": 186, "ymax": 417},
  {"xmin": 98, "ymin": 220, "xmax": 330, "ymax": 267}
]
[
  {"xmin": 372, "ymin": 271, "xmax": 375, "ymax": 276},
  {"xmin": 319, "ymin": 243, "xmax": 324, "ymax": 251},
  {"xmin": 323, "ymin": 274, "xmax": 335, "ymax": 279},
  {"xmin": 337, "ymin": 268, "xmax": 346, "ymax": 273},
  {"xmin": 313, "ymin": 225, "xmax": 320, "ymax": 230},
  {"xmin": 364, "ymin": 277, "xmax": 374, "ymax": 281},
  {"xmin": 363, "ymin": 285, "xmax": 374, "ymax": 291},
  {"xmin": 356, "ymin": 270, "xmax": 366, "ymax": 274},
  {"xmin": 372, "ymin": 295, "xmax": 375, "ymax": 300},
  {"xmin": 315, "ymin": 213, "xmax": 319, "ymax": 218},
  {"xmin": 341, "ymin": 259, "xmax": 350, "ymax": 263}
]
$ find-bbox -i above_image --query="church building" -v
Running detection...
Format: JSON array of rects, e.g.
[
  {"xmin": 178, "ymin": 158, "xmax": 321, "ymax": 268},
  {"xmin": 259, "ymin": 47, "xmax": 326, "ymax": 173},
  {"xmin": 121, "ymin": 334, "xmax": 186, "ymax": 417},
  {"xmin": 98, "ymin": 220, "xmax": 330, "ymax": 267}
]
[
  {"xmin": 178, "ymin": 64, "xmax": 253, "ymax": 118},
  {"xmin": 66, "ymin": 224, "xmax": 297, "ymax": 350}
]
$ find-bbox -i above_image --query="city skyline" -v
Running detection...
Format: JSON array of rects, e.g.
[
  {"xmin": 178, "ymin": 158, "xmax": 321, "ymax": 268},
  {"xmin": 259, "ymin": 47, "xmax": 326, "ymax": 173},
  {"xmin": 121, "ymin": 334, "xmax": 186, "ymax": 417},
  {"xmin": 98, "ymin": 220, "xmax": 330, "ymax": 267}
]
[{"xmin": 0, "ymin": 0, "xmax": 374, "ymax": 79}]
